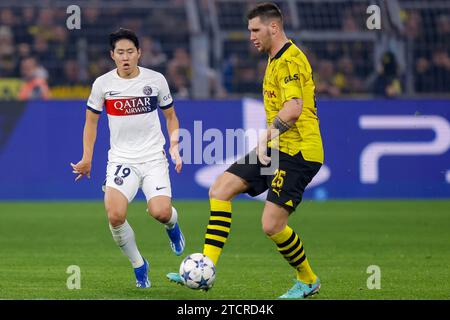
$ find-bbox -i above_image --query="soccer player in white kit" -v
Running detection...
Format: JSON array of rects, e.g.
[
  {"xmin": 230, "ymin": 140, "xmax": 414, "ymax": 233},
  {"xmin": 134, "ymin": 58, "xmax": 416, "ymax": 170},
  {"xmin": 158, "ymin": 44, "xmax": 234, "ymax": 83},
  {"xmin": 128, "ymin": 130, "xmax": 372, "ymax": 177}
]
[{"xmin": 71, "ymin": 29, "xmax": 185, "ymax": 288}]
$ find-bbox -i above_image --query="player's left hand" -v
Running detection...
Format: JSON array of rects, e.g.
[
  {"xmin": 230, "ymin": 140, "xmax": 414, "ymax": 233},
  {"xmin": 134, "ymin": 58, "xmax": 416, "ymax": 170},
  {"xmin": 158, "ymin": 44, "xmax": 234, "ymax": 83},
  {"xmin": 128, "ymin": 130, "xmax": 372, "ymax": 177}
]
[{"xmin": 169, "ymin": 145, "xmax": 182, "ymax": 173}]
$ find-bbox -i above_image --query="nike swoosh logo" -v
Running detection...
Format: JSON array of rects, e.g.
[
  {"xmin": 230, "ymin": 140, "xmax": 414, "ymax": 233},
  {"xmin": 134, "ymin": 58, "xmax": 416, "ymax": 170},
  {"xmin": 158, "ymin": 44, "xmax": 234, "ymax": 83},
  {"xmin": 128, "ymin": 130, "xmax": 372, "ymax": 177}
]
[
  {"xmin": 156, "ymin": 186, "xmax": 166, "ymax": 191},
  {"xmin": 106, "ymin": 91, "xmax": 121, "ymax": 96}
]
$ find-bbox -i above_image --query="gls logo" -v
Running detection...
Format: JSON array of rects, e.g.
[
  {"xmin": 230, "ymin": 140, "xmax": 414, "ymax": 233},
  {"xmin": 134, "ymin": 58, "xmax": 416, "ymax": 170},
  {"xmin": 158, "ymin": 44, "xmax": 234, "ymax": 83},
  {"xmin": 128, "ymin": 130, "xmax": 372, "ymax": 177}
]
[
  {"xmin": 284, "ymin": 74, "xmax": 299, "ymax": 84},
  {"xmin": 360, "ymin": 115, "xmax": 450, "ymax": 183}
]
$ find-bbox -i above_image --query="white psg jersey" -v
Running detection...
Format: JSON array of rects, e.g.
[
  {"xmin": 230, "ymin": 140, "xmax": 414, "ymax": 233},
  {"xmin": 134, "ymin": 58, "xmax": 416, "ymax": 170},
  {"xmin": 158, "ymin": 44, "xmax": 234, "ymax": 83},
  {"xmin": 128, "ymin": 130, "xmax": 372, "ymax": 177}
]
[{"xmin": 87, "ymin": 67, "xmax": 173, "ymax": 163}]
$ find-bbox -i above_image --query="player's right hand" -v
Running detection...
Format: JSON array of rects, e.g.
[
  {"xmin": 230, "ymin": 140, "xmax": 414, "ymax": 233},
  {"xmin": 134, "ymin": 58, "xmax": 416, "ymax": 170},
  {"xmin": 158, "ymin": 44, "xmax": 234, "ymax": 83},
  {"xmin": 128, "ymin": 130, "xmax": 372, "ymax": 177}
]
[
  {"xmin": 70, "ymin": 160, "xmax": 92, "ymax": 181},
  {"xmin": 257, "ymin": 145, "xmax": 271, "ymax": 166},
  {"xmin": 169, "ymin": 145, "xmax": 183, "ymax": 174},
  {"xmin": 256, "ymin": 131, "xmax": 271, "ymax": 165}
]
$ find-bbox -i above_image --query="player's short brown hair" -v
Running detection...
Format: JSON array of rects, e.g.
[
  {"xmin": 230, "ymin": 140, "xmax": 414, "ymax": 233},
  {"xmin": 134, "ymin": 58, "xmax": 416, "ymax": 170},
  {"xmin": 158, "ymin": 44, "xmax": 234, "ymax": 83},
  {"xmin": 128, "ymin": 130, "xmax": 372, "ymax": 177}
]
[{"xmin": 246, "ymin": 2, "xmax": 283, "ymax": 24}]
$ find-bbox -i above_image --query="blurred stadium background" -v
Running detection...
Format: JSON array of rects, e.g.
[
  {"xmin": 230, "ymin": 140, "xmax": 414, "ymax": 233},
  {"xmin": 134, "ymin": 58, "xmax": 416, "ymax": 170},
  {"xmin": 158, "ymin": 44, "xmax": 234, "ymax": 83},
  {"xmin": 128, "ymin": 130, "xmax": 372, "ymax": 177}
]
[
  {"xmin": 0, "ymin": 0, "xmax": 449, "ymax": 99},
  {"xmin": 0, "ymin": 0, "xmax": 449, "ymax": 300}
]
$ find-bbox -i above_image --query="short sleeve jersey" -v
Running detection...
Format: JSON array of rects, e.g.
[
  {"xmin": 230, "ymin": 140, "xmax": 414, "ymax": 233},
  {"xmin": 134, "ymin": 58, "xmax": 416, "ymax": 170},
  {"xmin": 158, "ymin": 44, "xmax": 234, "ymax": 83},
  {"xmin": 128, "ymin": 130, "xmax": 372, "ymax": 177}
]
[
  {"xmin": 263, "ymin": 41, "xmax": 324, "ymax": 163},
  {"xmin": 87, "ymin": 67, "xmax": 173, "ymax": 163}
]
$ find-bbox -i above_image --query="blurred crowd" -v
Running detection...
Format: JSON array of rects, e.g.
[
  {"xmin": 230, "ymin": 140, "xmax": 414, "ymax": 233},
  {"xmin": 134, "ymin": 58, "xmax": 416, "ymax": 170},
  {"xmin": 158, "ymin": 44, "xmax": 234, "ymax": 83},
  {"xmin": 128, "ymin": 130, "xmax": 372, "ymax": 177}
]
[
  {"xmin": 0, "ymin": 4, "xmax": 196, "ymax": 100},
  {"xmin": 222, "ymin": 4, "xmax": 450, "ymax": 98},
  {"xmin": 406, "ymin": 10, "xmax": 450, "ymax": 94},
  {"xmin": 0, "ymin": 3, "xmax": 449, "ymax": 100}
]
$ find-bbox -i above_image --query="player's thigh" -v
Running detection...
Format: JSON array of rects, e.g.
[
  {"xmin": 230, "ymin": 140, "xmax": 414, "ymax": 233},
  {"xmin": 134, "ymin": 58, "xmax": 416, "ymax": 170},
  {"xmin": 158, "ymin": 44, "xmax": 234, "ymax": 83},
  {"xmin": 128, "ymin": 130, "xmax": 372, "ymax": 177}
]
[
  {"xmin": 223, "ymin": 149, "xmax": 267, "ymax": 198},
  {"xmin": 209, "ymin": 172, "xmax": 249, "ymax": 200},
  {"xmin": 141, "ymin": 158, "xmax": 172, "ymax": 202},
  {"xmin": 261, "ymin": 201, "xmax": 290, "ymax": 236},
  {"xmin": 105, "ymin": 162, "xmax": 141, "ymax": 203}
]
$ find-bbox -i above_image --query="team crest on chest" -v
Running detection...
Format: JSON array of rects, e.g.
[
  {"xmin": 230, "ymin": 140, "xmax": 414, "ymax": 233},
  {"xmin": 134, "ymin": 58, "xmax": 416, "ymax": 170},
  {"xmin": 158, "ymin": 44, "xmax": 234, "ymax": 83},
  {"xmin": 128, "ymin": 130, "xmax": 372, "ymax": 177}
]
[{"xmin": 143, "ymin": 86, "xmax": 153, "ymax": 96}]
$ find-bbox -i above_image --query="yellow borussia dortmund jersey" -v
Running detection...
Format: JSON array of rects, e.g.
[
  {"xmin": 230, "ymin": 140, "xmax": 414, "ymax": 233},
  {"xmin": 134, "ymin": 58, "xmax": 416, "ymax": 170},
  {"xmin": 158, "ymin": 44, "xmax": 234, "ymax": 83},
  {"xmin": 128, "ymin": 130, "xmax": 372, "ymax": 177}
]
[{"xmin": 263, "ymin": 41, "xmax": 324, "ymax": 163}]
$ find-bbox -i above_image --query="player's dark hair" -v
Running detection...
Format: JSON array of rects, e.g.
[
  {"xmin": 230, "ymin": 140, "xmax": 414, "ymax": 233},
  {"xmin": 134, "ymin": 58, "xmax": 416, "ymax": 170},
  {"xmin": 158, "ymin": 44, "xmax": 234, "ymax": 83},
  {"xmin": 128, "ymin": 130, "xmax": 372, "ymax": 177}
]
[
  {"xmin": 246, "ymin": 2, "xmax": 283, "ymax": 23},
  {"xmin": 109, "ymin": 28, "xmax": 140, "ymax": 51}
]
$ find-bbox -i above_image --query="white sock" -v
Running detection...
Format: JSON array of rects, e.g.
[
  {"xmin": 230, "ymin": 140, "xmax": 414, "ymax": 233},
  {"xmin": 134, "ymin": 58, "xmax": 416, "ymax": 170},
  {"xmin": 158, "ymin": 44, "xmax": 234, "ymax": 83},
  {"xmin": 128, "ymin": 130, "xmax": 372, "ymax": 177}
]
[
  {"xmin": 164, "ymin": 207, "xmax": 178, "ymax": 230},
  {"xmin": 109, "ymin": 220, "xmax": 144, "ymax": 268}
]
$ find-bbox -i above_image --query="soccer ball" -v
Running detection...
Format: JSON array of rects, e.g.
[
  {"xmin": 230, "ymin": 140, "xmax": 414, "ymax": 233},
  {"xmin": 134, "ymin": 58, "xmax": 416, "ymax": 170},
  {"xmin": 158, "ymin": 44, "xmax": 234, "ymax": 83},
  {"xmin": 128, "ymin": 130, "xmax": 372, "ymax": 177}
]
[{"xmin": 179, "ymin": 253, "xmax": 216, "ymax": 290}]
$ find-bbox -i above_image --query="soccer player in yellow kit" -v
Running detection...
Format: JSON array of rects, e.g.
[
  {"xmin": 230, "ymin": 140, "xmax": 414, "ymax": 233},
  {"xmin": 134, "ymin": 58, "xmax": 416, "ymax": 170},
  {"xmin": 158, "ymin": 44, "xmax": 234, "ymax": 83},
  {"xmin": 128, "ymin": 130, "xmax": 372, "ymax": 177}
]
[{"xmin": 168, "ymin": 2, "xmax": 324, "ymax": 299}]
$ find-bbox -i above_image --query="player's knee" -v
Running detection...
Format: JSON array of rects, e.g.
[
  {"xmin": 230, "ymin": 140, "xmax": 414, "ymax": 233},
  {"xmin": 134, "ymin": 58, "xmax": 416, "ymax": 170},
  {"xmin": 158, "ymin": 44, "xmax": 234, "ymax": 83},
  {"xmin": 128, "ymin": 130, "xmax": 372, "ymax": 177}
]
[
  {"xmin": 208, "ymin": 184, "xmax": 222, "ymax": 200},
  {"xmin": 107, "ymin": 210, "xmax": 126, "ymax": 227},
  {"xmin": 148, "ymin": 204, "xmax": 172, "ymax": 223},
  {"xmin": 261, "ymin": 220, "xmax": 284, "ymax": 237},
  {"xmin": 104, "ymin": 193, "xmax": 127, "ymax": 227},
  {"xmin": 209, "ymin": 184, "xmax": 233, "ymax": 201}
]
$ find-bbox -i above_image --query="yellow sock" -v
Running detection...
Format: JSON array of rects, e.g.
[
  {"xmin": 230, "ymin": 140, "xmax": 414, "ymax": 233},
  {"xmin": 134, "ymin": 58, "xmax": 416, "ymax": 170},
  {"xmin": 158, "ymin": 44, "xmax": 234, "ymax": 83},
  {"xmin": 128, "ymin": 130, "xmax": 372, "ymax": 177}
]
[
  {"xmin": 270, "ymin": 225, "xmax": 317, "ymax": 284},
  {"xmin": 203, "ymin": 199, "xmax": 232, "ymax": 266}
]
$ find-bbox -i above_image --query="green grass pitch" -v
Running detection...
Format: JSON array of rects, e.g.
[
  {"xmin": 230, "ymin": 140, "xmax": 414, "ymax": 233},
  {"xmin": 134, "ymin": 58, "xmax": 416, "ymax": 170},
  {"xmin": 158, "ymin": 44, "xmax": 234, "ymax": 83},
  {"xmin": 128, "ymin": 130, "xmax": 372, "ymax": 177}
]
[{"xmin": 0, "ymin": 200, "xmax": 449, "ymax": 300}]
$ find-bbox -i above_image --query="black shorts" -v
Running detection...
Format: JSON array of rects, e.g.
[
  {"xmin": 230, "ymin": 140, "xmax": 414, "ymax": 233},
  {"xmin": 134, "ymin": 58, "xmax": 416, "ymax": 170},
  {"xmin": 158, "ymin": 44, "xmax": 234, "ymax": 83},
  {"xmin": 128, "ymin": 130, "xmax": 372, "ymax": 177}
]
[{"xmin": 226, "ymin": 149, "xmax": 321, "ymax": 212}]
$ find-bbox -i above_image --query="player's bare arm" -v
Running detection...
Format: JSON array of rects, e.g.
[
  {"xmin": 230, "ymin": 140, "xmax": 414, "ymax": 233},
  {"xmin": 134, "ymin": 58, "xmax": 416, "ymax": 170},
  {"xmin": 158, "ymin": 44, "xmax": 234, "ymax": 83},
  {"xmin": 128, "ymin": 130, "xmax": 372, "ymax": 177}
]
[
  {"xmin": 162, "ymin": 107, "xmax": 182, "ymax": 173},
  {"xmin": 71, "ymin": 109, "xmax": 100, "ymax": 181},
  {"xmin": 271, "ymin": 98, "xmax": 303, "ymax": 135},
  {"xmin": 257, "ymin": 98, "xmax": 303, "ymax": 164}
]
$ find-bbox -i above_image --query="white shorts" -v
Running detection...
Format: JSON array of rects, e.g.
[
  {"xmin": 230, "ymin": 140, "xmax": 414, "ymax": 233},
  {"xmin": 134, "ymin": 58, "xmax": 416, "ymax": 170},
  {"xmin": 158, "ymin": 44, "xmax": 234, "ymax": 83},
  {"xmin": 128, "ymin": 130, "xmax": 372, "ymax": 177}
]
[{"xmin": 104, "ymin": 158, "xmax": 172, "ymax": 203}]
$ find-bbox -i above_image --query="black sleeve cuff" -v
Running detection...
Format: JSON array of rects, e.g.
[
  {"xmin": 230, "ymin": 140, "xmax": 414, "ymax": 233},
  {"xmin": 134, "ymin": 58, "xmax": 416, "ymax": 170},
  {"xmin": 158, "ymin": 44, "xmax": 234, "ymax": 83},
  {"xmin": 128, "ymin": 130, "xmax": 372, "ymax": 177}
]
[
  {"xmin": 87, "ymin": 106, "xmax": 102, "ymax": 114},
  {"xmin": 159, "ymin": 101, "xmax": 174, "ymax": 110}
]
